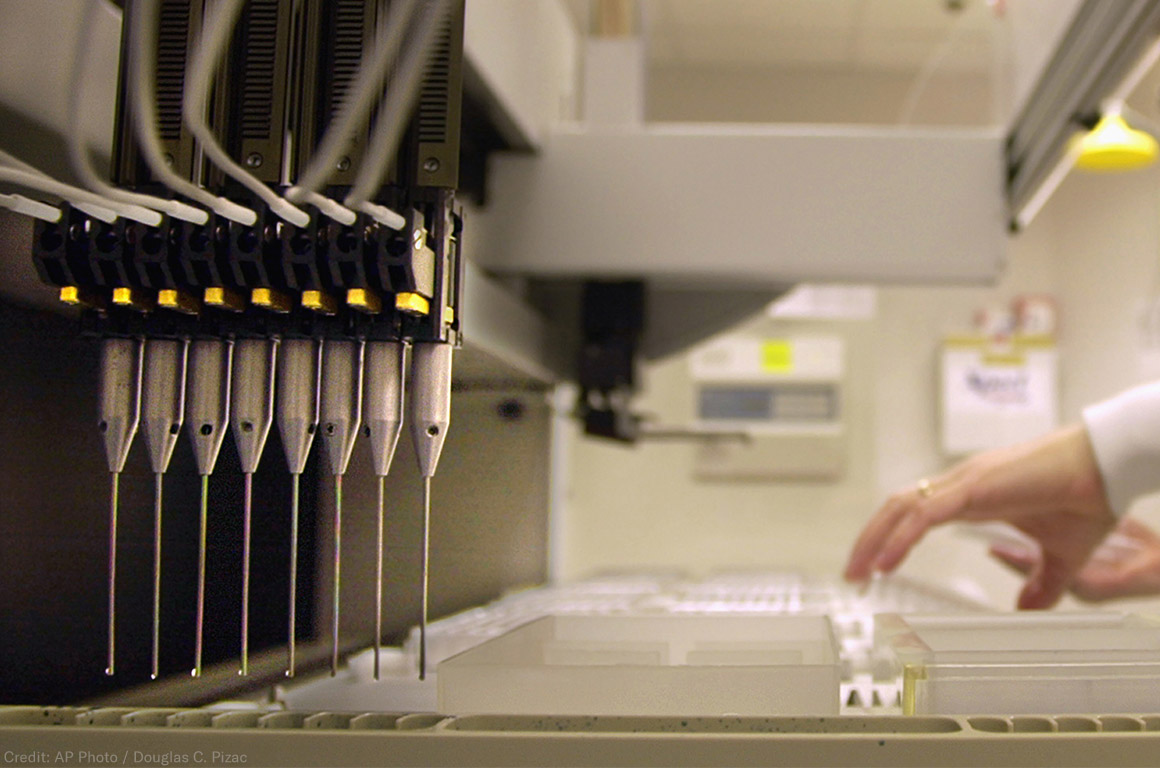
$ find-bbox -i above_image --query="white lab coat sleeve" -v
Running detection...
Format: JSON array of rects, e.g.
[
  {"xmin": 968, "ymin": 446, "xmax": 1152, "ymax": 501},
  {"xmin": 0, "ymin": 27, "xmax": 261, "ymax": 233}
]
[{"xmin": 1083, "ymin": 381, "xmax": 1160, "ymax": 518}]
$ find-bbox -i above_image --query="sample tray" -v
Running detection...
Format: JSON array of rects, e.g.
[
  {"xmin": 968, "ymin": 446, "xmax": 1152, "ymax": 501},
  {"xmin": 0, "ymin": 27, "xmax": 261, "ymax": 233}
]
[
  {"xmin": 878, "ymin": 612, "xmax": 1160, "ymax": 715},
  {"xmin": 438, "ymin": 614, "xmax": 839, "ymax": 716}
]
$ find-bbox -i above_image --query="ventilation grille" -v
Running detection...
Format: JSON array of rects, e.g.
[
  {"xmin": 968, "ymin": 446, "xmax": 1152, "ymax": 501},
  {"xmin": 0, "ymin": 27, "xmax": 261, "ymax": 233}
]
[
  {"xmin": 155, "ymin": 0, "xmax": 192, "ymax": 142},
  {"xmin": 240, "ymin": 0, "xmax": 280, "ymax": 140},
  {"xmin": 327, "ymin": 0, "xmax": 368, "ymax": 122},
  {"xmin": 417, "ymin": 7, "xmax": 453, "ymax": 144}
]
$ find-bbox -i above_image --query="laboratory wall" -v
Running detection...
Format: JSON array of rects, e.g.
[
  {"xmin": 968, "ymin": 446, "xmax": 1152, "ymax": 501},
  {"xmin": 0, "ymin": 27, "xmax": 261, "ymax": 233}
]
[{"xmin": 554, "ymin": 315, "xmax": 879, "ymax": 582}]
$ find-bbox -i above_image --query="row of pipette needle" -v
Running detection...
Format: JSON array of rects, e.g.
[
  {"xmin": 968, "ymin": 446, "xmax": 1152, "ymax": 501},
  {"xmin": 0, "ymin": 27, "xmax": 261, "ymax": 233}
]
[{"xmin": 99, "ymin": 335, "xmax": 452, "ymax": 682}]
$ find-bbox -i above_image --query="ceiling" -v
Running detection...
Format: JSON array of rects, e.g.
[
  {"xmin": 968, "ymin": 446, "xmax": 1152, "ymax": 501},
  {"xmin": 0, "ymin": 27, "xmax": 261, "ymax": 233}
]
[{"xmin": 567, "ymin": 0, "xmax": 1004, "ymax": 75}]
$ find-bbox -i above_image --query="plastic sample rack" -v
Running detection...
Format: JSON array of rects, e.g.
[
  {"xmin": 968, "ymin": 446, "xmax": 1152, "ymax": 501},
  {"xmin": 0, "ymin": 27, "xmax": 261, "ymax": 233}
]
[
  {"xmin": 878, "ymin": 611, "xmax": 1160, "ymax": 715},
  {"xmin": 437, "ymin": 614, "xmax": 840, "ymax": 715}
]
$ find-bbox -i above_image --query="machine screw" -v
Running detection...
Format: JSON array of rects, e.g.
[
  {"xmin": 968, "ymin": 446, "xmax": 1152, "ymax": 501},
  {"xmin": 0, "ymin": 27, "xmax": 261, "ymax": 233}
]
[
  {"xmin": 497, "ymin": 399, "xmax": 525, "ymax": 422},
  {"xmin": 163, "ymin": 152, "xmax": 175, "ymax": 168},
  {"xmin": 336, "ymin": 156, "xmax": 351, "ymax": 172},
  {"xmin": 245, "ymin": 152, "xmax": 264, "ymax": 168},
  {"xmin": 422, "ymin": 157, "xmax": 440, "ymax": 173}
]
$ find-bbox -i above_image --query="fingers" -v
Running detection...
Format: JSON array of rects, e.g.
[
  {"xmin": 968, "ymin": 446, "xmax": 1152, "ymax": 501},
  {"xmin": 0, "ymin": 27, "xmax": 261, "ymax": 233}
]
[
  {"xmin": 844, "ymin": 479, "xmax": 967, "ymax": 582},
  {"xmin": 989, "ymin": 543, "xmax": 1036, "ymax": 575},
  {"xmin": 1072, "ymin": 519, "xmax": 1160, "ymax": 601},
  {"xmin": 874, "ymin": 484, "xmax": 967, "ymax": 573},
  {"xmin": 873, "ymin": 506, "xmax": 933, "ymax": 573},
  {"xmin": 1115, "ymin": 516, "xmax": 1160, "ymax": 545},
  {"xmin": 992, "ymin": 538, "xmax": 1122, "ymax": 603},
  {"xmin": 844, "ymin": 493, "xmax": 913, "ymax": 582},
  {"xmin": 1117, "ymin": 517, "xmax": 1153, "ymax": 538},
  {"xmin": 1068, "ymin": 564, "xmax": 1121, "ymax": 603},
  {"xmin": 1017, "ymin": 554, "xmax": 1071, "ymax": 609}
]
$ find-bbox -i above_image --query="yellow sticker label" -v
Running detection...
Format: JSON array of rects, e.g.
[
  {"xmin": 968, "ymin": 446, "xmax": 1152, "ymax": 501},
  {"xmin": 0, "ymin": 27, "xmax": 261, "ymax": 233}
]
[{"xmin": 761, "ymin": 340, "xmax": 794, "ymax": 372}]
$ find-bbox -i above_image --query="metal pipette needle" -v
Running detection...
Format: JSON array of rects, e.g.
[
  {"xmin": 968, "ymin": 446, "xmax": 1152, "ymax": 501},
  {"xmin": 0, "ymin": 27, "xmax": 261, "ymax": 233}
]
[
  {"xmin": 318, "ymin": 339, "xmax": 362, "ymax": 678},
  {"xmin": 142, "ymin": 337, "xmax": 187, "ymax": 681},
  {"xmin": 332, "ymin": 474, "xmax": 343, "ymax": 676},
  {"xmin": 230, "ymin": 337, "xmax": 277, "ymax": 676},
  {"xmin": 99, "ymin": 337, "xmax": 143, "ymax": 677},
  {"xmin": 194, "ymin": 473, "xmax": 208, "ymax": 677},
  {"xmin": 420, "ymin": 475, "xmax": 431, "ymax": 680},
  {"xmin": 365, "ymin": 340, "xmax": 406, "ymax": 681},
  {"xmin": 375, "ymin": 475, "xmax": 384, "ymax": 681},
  {"xmin": 240, "ymin": 472, "xmax": 253, "ymax": 676},
  {"xmin": 186, "ymin": 338, "xmax": 232, "ymax": 678},
  {"xmin": 106, "ymin": 472, "xmax": 119, "ymax": 676},
  {"xmin": 151, "ymin": 472, "xmax": 163, "ymax": 679},
  {"xmin": 409, "ymin": 342, "xmax": 451, "ymax": 681},
  {"xmin": 277, "ymin": 338, "xmax": 320, "ymax": 678},
  {"xmin": 287, "ymin": 473, "xmax": 299, "ymax": 677}
]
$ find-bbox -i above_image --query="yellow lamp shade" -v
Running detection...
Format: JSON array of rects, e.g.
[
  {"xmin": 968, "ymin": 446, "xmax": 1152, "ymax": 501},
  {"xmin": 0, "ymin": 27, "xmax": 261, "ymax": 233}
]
[{"xmin": 1073, "ymin": 113, "xmax": 1159, "ymax": 172}]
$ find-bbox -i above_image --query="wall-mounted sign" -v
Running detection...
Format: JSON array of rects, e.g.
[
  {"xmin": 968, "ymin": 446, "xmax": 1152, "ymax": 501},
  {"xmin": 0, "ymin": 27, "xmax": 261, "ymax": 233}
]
[{"xmin": 940, "ymin": 336, "xmax": 1058, "ymax": 455}]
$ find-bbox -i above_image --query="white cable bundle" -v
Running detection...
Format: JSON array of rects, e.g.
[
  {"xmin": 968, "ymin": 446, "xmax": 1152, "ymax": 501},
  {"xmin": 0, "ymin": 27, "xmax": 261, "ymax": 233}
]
[
  {"xmin": 345, "ymin": 0, "xmax": 455, "ymax": 229},
  {"xmin": 67, "ymin": 0, "xmax": 206, "ymax": 226},
  {"xmin": 181, "ymin": 0, "xmax": 309, "ymax": 227},
  {"xmin": 129, "ymin": 0, "xmax": 257, "ymax": 226},
  {"xmin": 0, "ymin": 148, "xmax": 150, "ymax": 224},
  {"xmin": 0, "ymin": 0, "xmax": 456, "ymax": 234},
  {"xmin": 287, "ymin": 0, "xmax": 421, "ymax": 228}
]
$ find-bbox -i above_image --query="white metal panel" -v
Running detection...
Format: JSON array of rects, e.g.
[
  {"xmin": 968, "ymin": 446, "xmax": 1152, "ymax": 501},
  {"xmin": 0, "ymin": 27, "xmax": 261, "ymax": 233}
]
[
  {"xmin": 463, "ymin": 0, "xmax": 580, "ymax": 149},
  {"xmin": 478, "ymin": 125, "xmax": 1008, "ymax": 285},
  {"xmin": 458, "ymin": 259, "xmax": 570, "ymax": 385},
  {"xmin": 583, "ymin": 39, "xmax": 645, "ymax": 126}
]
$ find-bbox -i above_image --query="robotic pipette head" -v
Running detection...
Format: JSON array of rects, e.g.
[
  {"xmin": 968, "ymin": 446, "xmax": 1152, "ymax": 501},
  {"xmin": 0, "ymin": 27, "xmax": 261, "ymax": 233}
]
[
  {"xmin": 319, "ymin": 338, "xmax": 365, "ymax": 675},
  {"xmin": 365, "ymin": 341, "xmax": 407, "ymax": 477},
  {"xmin": 98, "ymin": 337, "xmax": 143, "ymax": 677},
  {"xmin": 99, "ymin": 337, "xmax": 143, "ymax": 476},
  {"xmin": 231, "ymin": 337, "xmax": 278, "ymax": 475},
  {"xmin": 185, "ymin": 339, "xmax": 233, "ymax": 477},
  {"xmin": 408, "ymin": 342, "xmax": 452, "ymax": 479},
  {"xmin": 320, "ymin": 339, "xmax": 365, "ymax": 477},
  {"xmin": 141, "ymin": 338, "xmax": 187, "ymax": 679},
  {"xmin": 230, "ymin": 337, "xmax": 278, "ymax": 676},
  {"xmin": 277, "ymin": 338, "xmax": 321, "ymax": 477},
  {"xmin": 275, "ymin": 337, "xmax": 321, "ymax": 678},
  {"xmin": 184, "ymin": 338, "xmax": 232, "ymax": 678},
  {"xmin": 141, "ymin": 339, "xmax": 186, "ymax": 475},
  {"xmin": 407, "ymin": 341, "xmax": 453, "ymax": 680},
  {"xmin": 364, "ymin": 340, "xmax": 407, "ymax": 679}
]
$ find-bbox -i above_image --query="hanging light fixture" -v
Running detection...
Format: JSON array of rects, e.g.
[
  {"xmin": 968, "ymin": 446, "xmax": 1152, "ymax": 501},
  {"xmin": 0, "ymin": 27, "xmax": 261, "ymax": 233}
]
[{"xmin": 1073, "ymin": 106, "xmax": 1159, "ymax": 172}]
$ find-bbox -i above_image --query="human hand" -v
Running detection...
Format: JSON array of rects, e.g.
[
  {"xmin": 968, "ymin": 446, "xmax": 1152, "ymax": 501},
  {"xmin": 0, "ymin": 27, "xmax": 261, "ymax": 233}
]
[
  {"xmin": 990, "ymin": 517, "xmax": 1160, "ymax": 603},
  {"xmin": 844, "ymin": 424, "xmax": 1117, "ymax": 609}
]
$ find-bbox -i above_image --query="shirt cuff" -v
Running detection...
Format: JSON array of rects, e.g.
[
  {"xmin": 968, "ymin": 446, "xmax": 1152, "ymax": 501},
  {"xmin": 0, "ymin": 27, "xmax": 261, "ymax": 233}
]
[{"xmin": 1083, "ymin": 381, "xmax": 1160, "ymax": 518}]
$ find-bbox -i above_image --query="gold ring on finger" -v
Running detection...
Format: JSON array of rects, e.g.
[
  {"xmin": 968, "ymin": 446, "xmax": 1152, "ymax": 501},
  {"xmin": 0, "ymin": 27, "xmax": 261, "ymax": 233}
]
[{"xmin": 916, "ymin": 478, "xmax": 934, "ymax": 498}]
